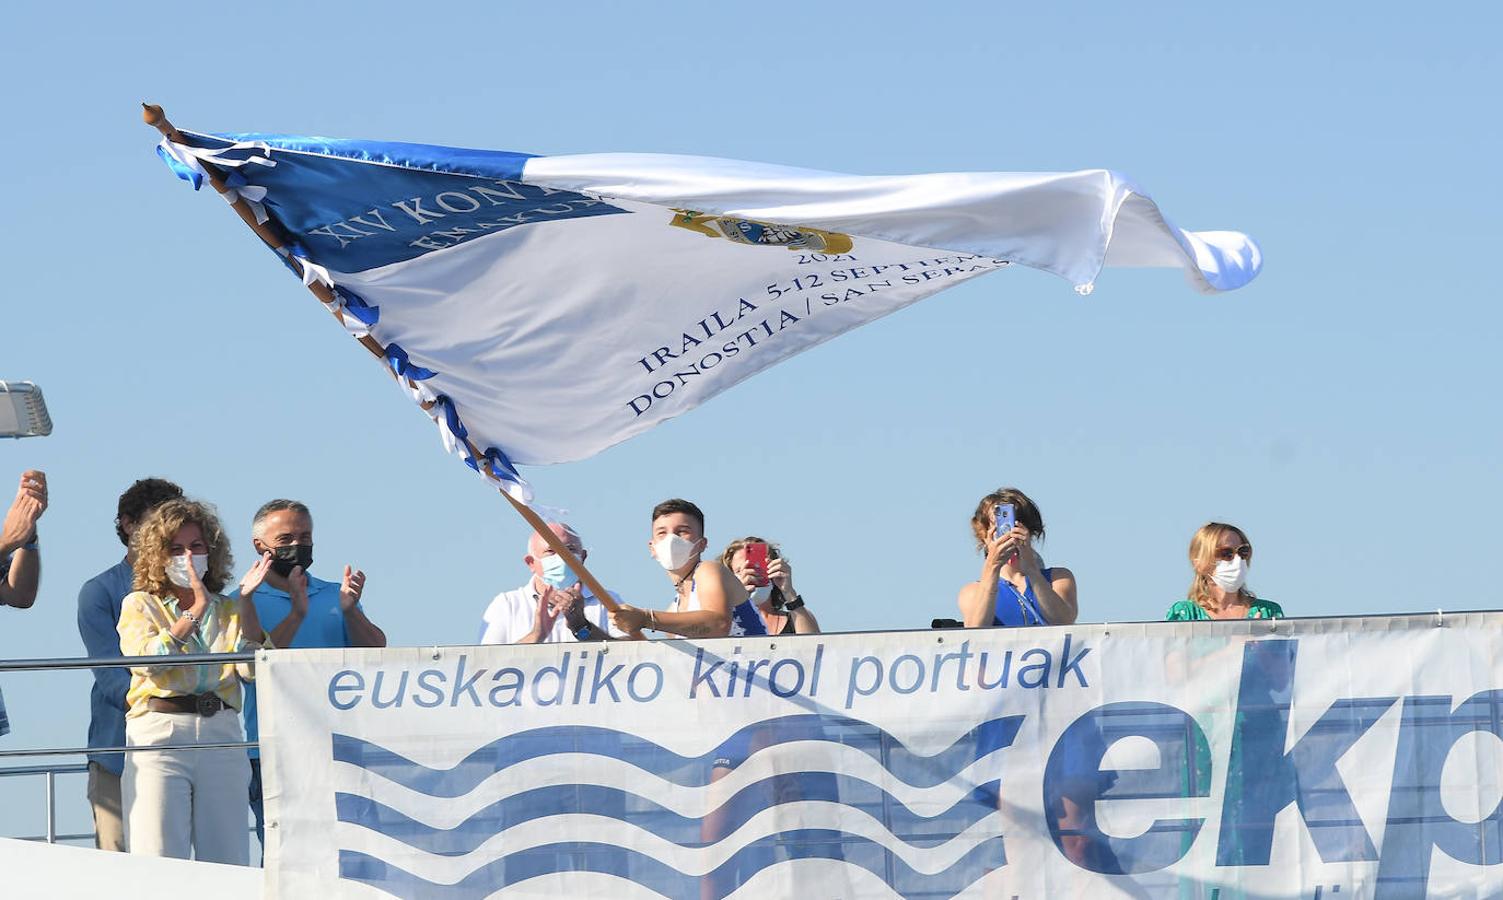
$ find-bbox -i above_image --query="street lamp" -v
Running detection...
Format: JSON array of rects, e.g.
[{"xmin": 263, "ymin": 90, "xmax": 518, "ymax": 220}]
[{"xmin": 0, "ymin": 382, "xmax": 52, "ymax": 438}]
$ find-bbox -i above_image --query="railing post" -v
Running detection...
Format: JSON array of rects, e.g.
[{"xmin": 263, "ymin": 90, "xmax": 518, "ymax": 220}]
[{"xmin": 45, "ymin": 770, "xmax": 56, "ymax": 843}]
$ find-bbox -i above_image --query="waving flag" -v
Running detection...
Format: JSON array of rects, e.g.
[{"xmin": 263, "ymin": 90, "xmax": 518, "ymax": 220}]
[{"xmin": 156, "ymin": 129, "xmax": 1260, "ymax": 501}]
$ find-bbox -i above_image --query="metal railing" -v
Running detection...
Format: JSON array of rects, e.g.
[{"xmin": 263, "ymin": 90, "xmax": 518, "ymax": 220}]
[
  {"xmin": 0, "ymin": 762, "xmax": 89, "ymax": 843},
  {"xmin": 0, "ymin": 652, "xmax": 258, "ymax": 844},
  {"xmin": 0, "ymin": 650, "xmax": 256, "ymax": 673}
]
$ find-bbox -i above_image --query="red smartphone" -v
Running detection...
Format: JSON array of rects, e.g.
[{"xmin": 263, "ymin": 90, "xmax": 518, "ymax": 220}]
[{"xmin": 743, "ymin": 542, "xmax": 770, "ymax": 585}]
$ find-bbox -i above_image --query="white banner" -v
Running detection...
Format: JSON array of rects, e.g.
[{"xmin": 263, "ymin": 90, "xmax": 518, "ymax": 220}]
[{"xmin": 259, "ymin": 614, "xmax": 1503, "ymax": 898}]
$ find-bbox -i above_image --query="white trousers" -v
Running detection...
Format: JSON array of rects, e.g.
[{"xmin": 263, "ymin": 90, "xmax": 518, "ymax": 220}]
[{"xmin": 122, "ymin": 708, "xmax": 250, "ymax": 865}]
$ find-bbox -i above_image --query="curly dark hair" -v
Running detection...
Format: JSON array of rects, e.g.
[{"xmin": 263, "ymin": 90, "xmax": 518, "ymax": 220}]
[{"xmin": 116, "ymin": 477, "xmax": 184, "ymax": 546}]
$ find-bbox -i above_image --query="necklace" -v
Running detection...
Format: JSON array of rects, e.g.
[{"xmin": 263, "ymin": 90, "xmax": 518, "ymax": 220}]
[
  {"xmin": 671, "ymin": 572, "xmax": 696, "ymax": 612},
  {"xmin": 1000, "ymin": 577, "xmax": 1041, "ymax": 625}
]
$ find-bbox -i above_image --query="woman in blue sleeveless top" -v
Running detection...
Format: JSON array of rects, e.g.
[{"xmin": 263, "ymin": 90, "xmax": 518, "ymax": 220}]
[
  {"xmin": 957, "ymin": 487, "xmax": 1078, "ymax": 627},
  {"xmin": 958, "ymin": 490, "xmax": 1093, "ymax": 872}
]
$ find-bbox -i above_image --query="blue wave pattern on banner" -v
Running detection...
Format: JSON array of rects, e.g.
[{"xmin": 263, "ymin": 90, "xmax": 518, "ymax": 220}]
[
  {"xmin": 338, "ymin": 832, "xmax": 1006, "ymax": 900},
  {"xmin": 331, "ymin": 716, "xmax": 1019, "ymax": 897},
  {"xmin": 331, "ymin": 713, "xmax": 1024, "ymax": 795},
  {"xmin": 334, "ymin": 774, "xmax": 1002, "ymax": 856}
]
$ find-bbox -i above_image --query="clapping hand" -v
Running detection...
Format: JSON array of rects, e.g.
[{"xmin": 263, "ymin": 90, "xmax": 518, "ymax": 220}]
[
  {"xmin": 233, "ymin": 552, "xmax": 274, "ymax": 647},
  {"xmin": 340, "ymin": 565, "xmax": 366, "ymax": 612},
  {"xmin": 548, "ymin": 583, "xmax": 584, "ymax": 619},
  {"xmin": 535, "ymin": 585, "xmax": 563, "ymax": 632},
  {"xmin": 1, "ymin": 470, "xmax": 46, "ymax": 552},
  {"xmin": 239, "ymin": 552, "xmax": 274, "ymax": 599},
  {"xmin": 545, "ymin": 584, "xmax": 589, "ymax": 633},
  {"xmin": 286, "ymin": 565, "xmax": 310, "ymax": 617},
  {"xmin": 181, "ymin": 548, "xmax": 214, "ymax": 614}
]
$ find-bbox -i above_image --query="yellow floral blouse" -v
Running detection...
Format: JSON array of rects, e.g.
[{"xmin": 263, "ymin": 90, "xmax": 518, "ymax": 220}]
[{"xmin": 116, "ymin": 590, "xmax": 265, "ymax": 719}]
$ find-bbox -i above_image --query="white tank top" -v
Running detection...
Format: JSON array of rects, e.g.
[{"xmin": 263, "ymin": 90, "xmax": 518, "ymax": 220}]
[
  {"xmin": 668, "ymin": 581, "xmax": 701, "ymax": 614},
  {"xmin": 670, "ymin": 575, "xmax": 767, "ymax": 637}
]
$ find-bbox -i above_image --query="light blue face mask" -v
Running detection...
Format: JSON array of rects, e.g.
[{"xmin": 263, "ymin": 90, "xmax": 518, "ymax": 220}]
[{"xmin": 539, "ymin": 553, "xmax": 579, "ymax": 589}]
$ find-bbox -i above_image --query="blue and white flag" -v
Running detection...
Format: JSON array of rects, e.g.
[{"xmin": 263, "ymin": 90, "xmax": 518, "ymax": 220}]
[{"xmin": 158, "ymin": 131, "xmax": 1261, "ymax": 500}]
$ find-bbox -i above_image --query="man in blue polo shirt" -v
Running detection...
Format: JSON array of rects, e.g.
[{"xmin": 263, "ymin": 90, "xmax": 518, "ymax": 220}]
[{"xmin": 231, "ymin": 498, "xmax": 386, "ymax": 860}]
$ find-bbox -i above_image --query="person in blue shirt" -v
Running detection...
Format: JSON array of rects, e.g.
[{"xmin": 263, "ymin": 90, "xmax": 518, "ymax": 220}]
[
  {"xmin": 229, "ymin": 498, "xmax": 386, "ymax": 860},
  {"xmin": 76, "ymin": 476, "xmax": 180, "ymax": 852},
  {"xmin": 957, "ymin": 487, "xmax": 1079, "ymax": 628}
]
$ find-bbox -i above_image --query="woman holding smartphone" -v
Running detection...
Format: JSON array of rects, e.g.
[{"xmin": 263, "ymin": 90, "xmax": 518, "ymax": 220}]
[
  {"xmin": 957, "ymin": 487, "xmax": 1078, "ymax": 627},
  {"xmin": 1166, "ymin": 522, "xmax": 1283, "ymax": 620},
  {"xmin": 720, "ymin": 537, "xmax": 821, "ymax": 635}
]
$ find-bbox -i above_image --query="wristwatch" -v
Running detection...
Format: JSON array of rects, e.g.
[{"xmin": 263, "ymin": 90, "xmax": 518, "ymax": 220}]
[
  {"xmin": 565, "ymin": 606, "xmax": 592, "ymax": 640},
  {"xmin": 20, "ymin": 534, "xmax": 38, "ymax": 552},
  {"xmin": 783, "ymin": 594, "xmax": 805, "ymax": 612}
]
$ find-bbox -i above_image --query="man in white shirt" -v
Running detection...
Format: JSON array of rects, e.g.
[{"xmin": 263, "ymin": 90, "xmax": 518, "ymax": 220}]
[{"xmin": 478, "ymin": 522, "xmax": 624, "ymax": 644}]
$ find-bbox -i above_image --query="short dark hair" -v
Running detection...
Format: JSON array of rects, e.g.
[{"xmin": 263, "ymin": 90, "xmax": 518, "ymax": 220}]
[
  {"xmin": 116, "ymin": 477, "xmax": 184, "ymax": 546},
  {"xmin": 252, "ymin": 499, "xmax": 313, "ymax": 539},
  {"xmin": 971, "ymin": 487, "xmax": 1046, "ymax": 552},
  {"xmin": 651, "ymin": 498, "xmax": 705, "ymax": 532}
]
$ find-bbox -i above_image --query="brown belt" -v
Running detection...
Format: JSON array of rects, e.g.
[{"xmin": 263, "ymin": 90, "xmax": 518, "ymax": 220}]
[{"xmin": 147, "ymin": 693, "xmax": 232, "ymax": 717}]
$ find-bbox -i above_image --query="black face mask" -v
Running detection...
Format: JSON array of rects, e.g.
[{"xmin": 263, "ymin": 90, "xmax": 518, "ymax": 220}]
[{"xmin": 267, "ymin": 543, "xmax": 313, "ymax": 577}]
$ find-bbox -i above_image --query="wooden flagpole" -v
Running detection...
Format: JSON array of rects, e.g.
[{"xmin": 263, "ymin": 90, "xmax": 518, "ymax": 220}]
[{"xmin": 142, "ymin": 103, "xmax": 637, "ymax": 636}]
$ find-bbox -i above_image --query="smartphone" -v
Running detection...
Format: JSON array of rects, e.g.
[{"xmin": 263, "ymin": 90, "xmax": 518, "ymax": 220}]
[
  {"xmin": 993, "ymin": 502, "xmax": 1016, "ymax": 538},
  {"xmin": 0, "ymin": 381, "xmax": 52, "ymax": 439},
  {"xmin": 743, "ymin": 542, "xmax": 770, "ymax": 585}
]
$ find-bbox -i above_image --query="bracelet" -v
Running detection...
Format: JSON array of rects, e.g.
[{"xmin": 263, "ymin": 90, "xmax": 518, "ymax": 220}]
[
  {"xmin": 648, "ymin": 609, "xmax": 658, "ymax": 631},
  {"xmin": 20, "ymin": 535, "xmax": 38, "ymax": 552},
  {"xmin": 783, "ymin": 594, "xmax": 806, "ymax": 612},
  {"xmin": 181, "ymin": 609, "xmax": 202, "ymax": 627}
]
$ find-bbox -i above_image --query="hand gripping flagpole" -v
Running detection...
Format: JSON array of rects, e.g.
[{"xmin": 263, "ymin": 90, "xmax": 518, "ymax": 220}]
[{"xmin": 141, "ymin": 103, "xmax": 639, "ymax": 638}]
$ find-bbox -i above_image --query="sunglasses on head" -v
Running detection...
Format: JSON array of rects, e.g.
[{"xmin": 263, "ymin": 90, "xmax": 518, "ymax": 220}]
[{"xmin": 1214, "ymin": 544, "xmax": 1252, "ymax": 562}]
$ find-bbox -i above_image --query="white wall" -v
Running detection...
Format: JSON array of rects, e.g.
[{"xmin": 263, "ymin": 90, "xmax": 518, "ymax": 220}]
[{"xmin": 0, "ymin": 838, "xmax": 262, "ymax": 899}]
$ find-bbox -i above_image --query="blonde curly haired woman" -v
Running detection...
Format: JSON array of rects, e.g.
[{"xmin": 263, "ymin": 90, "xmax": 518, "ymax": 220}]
[
  {"xmin": 1166, "ymin": 522, "xmax": 1283, "ymax": 621},
  {"xmin": 116, "ymin": 498, "xmax": 272, "ymax": 863}
]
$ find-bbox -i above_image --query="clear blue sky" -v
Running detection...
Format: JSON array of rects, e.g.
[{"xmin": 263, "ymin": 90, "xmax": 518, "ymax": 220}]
[{"xmin": 2, "ymin": 2, "xmax": 1499, "ymax": 841}]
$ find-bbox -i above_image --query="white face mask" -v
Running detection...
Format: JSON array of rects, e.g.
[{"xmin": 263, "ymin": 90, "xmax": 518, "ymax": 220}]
[
  {"xmin": 653, "ymin": 534, "xmax": 699, "ymax": 571},
  {"xmin": 748, "ymin": 583, "xmax": 774, "ymax": 605},
  {"xmin": 1210, "ymin": 556, "xmax": 1249, "ymax": 593},
  {"xmin": 538, "ymin": 553, "xmax": 579, "ymax": 590},
  {"xmin": 166, "ymin": 553, "xmax": 209, "ymax": 589}
]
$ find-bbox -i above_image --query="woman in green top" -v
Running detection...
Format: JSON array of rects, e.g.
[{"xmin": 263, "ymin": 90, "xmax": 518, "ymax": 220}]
[{"xmin": 1165, "ymin": 522, "xmax": 1283, "ymax": 620}]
